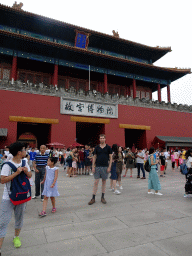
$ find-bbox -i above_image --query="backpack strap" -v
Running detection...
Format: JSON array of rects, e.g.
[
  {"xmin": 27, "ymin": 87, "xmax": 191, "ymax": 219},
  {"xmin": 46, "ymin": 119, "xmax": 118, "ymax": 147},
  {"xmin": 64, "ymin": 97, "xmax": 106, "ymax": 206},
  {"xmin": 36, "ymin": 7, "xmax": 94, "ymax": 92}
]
[
  {"xmin": 2, "ymin": 160, "xmax": 26, "ymax": 173},
  {"xmin": 22, "ymin": 160, "xmax": 26, "ymax": 167},
  {"xmin": 2, "ymin": 162, "xmax": 18, "ymax": 173}
]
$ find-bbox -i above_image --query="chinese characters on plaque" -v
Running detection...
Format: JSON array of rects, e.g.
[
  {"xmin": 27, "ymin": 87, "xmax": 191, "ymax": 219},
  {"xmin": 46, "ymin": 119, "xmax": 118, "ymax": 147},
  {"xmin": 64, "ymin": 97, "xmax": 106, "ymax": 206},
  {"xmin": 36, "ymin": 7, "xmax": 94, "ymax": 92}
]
[
  {"xmin": 75, "ymin": 32, "xmax": 88, "ymax": 49},
  {"xmin": 60, "ymin": 99, "xmax": 118, "ymax": 118}
]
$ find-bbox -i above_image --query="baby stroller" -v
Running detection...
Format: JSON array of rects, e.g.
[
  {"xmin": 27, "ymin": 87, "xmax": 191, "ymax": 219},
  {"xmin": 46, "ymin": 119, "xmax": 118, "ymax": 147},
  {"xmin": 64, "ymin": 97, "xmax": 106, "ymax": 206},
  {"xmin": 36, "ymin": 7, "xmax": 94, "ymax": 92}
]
[{"xmin": 185, "ymin": 168, "xmax": 192, "ymax": 195}]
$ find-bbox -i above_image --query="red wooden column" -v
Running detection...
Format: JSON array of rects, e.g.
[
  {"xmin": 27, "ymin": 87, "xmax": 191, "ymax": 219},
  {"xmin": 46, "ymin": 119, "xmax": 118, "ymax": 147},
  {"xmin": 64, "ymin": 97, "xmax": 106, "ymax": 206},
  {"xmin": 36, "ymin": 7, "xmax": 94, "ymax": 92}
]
[
  {"xmin": 157, "ymin": 84, "xmax": 161, "ymax": 102},
  {"xmin": 53, "ymin": 64, "xmax": 58, "ymax": 87},
  {"xmin": 167, "ymin": 84, "xmax": 171, "ymax": 102},
  {"xmin": 66, "ymin": 78, "xmax": 69, "ymax": 90},
  {"xmin": 126, "ymin": 86, "xmax": 129, "ymax": 96},
  {"xmin": 104, "ymin": 73, "xmax": 108, "ymax": 93},
  {"xmin": 11, "ymin": 56, "xmax": 17, "ymax": 83},
  {"xmin": 133, "ymin": 79, "xmax": 136, "ymax": 98}
]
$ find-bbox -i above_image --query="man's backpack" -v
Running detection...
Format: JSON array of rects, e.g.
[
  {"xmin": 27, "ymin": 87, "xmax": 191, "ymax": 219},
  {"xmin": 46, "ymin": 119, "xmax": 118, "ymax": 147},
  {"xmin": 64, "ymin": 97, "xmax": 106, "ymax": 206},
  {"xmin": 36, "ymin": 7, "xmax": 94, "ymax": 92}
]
[
  {"xmin": 144, "ymin": 159, "xmax": 151, "ymax": 172},
  {"xmin": 180, "ymin": 162, "xmax": 188, "ymax": 175},
  {"xmin": 3, "ymin": 160, "xmax": 31, "ymax": 205}
]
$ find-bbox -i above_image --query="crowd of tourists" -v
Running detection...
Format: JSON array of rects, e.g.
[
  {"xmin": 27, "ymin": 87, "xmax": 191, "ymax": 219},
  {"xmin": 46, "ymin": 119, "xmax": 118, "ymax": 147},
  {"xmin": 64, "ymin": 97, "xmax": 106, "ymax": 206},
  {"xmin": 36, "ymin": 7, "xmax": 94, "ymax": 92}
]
[{"xmin": 0, "ymin": 138, "xmax": 191, "ymax": 255}]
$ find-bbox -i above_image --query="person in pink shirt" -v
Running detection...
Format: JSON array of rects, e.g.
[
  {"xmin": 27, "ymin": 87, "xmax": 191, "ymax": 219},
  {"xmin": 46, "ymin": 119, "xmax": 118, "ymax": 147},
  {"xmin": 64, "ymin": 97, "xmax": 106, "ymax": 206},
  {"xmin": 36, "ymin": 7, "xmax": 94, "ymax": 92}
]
[
  {"xmin": 179, "ymin": 154, "xmax": 184, "ymax": 166},
  {"xmin": 171, "ymin": 151, "xmax": 175, "ymax": 170},
  {"xmin": 174, "ymin": 149, "xmax": 179, "ymax": 169}
]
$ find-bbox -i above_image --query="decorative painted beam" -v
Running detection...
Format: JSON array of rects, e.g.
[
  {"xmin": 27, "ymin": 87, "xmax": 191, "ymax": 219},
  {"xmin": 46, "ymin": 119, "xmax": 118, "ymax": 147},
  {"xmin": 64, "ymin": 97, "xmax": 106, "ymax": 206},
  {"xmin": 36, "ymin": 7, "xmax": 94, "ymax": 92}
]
[
  {"xmin": 119, "ymin": 124, "xmax": 151, "ymax": 130},
  {"xmin": 9, "ymin": 116, "xmax": 59, "ymax": 124},
  {"xmin": 70, "ymin": 116, "xmax": 110, "ymax": 124}
]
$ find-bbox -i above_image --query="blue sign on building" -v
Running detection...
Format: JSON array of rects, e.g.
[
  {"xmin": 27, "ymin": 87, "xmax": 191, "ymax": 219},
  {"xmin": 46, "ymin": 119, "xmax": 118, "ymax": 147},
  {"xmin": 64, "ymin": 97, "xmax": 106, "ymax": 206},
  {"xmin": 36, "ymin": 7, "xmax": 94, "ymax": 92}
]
[{"xmin": 75, "ymin": 31, "xmax": 89, "ymax": 49}]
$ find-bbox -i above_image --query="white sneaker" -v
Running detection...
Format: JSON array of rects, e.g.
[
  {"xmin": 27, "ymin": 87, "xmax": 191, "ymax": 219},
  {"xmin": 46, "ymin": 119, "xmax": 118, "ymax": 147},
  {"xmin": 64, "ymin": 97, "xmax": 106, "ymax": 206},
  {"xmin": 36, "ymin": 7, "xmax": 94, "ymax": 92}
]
[
  {"xmin": 109, "ymin": 188, "xmax": 115, "ymax": 191},
  {"xmin": 90, "ymin": 173, "xmax": 93, "ymax": 176},
  {"xmin": 155, "ymin": 192, "xmax": 163, "ymax": 196},
  {"xmin": 116, "ymin": 184, "xmax": 119, "ymax": 187},
  {"xmin": 114, "ymin": 190, "xmax": 121, "ymax": 195},
  {"xmin": 66, "ymin": 174, "xmax": 68, "ymax": 176},
  {"xmin": 148, "ymin": 192, "xmax": 154, "ymax": 194},
  {"xmin": 32, "ymin": 196, "xmax": 40, "ymax": 199},
  {"xmin": 119, "ymin": 186, "xmax": 123, "ymax": 189},
  {"xmin": 184, "ymin": 194, "xmax": 191, "ymax": 198},
  {"xmin": 41, "ymin": 199, "xmax": 44, "ymax": 202}
]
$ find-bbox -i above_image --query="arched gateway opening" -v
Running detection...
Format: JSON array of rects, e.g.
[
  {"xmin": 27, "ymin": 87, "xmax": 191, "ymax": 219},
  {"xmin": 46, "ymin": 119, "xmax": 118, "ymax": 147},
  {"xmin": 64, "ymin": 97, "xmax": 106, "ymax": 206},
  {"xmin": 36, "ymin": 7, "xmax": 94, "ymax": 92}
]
[{"xmin": 17, "ymin": 122, "xmax": 51, "ymax": 147}]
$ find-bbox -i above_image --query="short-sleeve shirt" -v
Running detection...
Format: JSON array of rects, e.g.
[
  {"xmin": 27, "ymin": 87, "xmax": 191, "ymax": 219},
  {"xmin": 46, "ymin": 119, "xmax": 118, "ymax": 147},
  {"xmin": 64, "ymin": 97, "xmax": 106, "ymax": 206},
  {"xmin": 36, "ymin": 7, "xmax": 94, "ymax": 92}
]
[
  {"xmin": 137, "ymin": 152, "xmax": 145, "ymax": 164},
  {"xmin": 93, "ymin": 144, "xmax": 112, "ymax": 167},
  {"xmin": 1, "ymin": 160, "xmax": 30, "ymax": 200},
  {"xmin": 35, "ymin": 153, "xmax": 49, "ymax": 167},
  {"xmin": 174, "ymin": 152, "xmax": 179, "ymax": 160},
  {"xmin": 79, "ymin": 151, "xmax": 85, "ymax": 161},
  {"xmin": 29, "ymin": 151, "xmax": 36, "ymax": 161},
  {"xmin": 159, "ymin": 155, "xmax": 166, "ymax": 166},
  {"xmin": 84, "ymin": 149, "xmax": 90, "ymax": 159},
  {"xmin": 187, "ymin": 156, "xmax": 192, "ymax": 168}
]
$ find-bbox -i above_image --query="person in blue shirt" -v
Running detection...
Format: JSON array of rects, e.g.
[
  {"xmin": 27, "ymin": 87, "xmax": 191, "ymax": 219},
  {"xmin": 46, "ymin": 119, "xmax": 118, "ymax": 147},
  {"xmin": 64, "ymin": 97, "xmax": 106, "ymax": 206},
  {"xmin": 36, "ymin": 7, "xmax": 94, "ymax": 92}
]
[{"xmin": 29, "ymin": 148, "xmax": 36, "ymax": 171}]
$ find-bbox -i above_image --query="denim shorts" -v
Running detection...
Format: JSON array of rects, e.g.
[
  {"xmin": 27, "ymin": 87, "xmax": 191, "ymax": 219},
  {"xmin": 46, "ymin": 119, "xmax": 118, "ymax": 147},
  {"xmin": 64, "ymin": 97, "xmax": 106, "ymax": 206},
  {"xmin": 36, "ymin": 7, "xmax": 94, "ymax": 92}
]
[
  {"xmin": 94, "ymin": 167, "xmax": 108, "ymax": 180},
  {"xmin": 78, "ymin": 161, "xmax": 85, "ymax": 169}
]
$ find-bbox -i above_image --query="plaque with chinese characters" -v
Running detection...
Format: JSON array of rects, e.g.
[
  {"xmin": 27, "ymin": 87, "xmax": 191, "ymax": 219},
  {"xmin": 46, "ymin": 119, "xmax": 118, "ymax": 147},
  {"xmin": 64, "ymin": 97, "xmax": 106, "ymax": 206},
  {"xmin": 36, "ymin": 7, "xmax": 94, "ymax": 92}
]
[
  {"xmin": 75, "ymin": 31, "xmax": 89, "ymax": 49},
  {"xmin": 60, "ymin": 98, "xmax": 118, "ymax": 118}
]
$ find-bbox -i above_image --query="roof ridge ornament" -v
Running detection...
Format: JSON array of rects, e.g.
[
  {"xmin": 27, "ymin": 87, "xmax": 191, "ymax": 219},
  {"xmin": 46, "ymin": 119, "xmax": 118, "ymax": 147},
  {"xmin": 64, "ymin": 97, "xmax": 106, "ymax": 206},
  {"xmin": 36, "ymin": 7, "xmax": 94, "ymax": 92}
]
[
  {"xmin": 112, "ymin": 30, "xmax": 119, "ymax": 38},
  {"xmin": 12, "ymin": 1, "xmax": 23, "ymax": 10}
]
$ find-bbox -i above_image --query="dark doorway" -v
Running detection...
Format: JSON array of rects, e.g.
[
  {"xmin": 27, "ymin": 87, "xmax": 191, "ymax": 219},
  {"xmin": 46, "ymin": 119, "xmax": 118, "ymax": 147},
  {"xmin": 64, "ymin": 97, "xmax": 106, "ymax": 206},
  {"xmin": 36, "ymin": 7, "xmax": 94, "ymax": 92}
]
[
  {"xmin": 76, "ymin": 122, "xmax": 105, "ymax": 146},
  {"xmin": 125, "ymin": 129, "xmax": 146, "ymax": 149},
  {"xmin": 17, "ymin": 122, "xmax": 51, "ymax": 147}
]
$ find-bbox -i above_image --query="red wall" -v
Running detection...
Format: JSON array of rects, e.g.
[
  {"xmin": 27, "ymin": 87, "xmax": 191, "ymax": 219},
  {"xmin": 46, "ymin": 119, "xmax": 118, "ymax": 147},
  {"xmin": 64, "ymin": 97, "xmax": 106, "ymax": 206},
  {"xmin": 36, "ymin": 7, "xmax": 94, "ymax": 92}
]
[{"xmin": 1, "ymin": 90, "xmax": 192, "ymax": 149}]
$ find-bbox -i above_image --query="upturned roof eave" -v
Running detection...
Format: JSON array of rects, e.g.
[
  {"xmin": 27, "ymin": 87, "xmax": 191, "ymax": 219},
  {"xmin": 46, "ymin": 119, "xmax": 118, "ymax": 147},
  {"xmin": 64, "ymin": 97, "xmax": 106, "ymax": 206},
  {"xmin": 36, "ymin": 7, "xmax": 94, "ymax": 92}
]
[
  {"xmin": 0, "ymin": 3, "xmax": 171, "ymax": 58},
  {"xmin": 0, "ymin": 29, "xmax": 190, "ymax": 77}
]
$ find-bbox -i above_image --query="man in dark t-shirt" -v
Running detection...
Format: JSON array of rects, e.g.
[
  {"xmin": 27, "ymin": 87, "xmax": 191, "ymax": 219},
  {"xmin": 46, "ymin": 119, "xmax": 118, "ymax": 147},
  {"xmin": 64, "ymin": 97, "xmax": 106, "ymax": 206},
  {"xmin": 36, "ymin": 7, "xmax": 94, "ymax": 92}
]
[{"xmin": 88, "ymin": 134, "xmax": 112, "ymax": 205}]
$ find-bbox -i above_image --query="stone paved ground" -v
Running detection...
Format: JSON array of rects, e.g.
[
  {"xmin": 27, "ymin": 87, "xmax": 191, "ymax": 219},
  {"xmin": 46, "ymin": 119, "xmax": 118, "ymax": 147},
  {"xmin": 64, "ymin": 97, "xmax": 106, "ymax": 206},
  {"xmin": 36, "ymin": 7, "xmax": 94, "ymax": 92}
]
[{"xmin": 1, "ymin": 161, "xmax": 192, "ymax": 256}]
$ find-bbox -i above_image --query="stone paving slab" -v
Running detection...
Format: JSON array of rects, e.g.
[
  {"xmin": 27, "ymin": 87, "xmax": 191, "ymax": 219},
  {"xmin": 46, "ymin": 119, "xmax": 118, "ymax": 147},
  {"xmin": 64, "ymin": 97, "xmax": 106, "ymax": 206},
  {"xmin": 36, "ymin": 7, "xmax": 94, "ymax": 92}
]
[
  {"xmin": 97, "ymin": 243, "xmax": 170, "ymax": 256},
  {"xmin": 94, "ymin": 222, "xmax": 183, "ymax": 252},
  {"xmin": 116, "ymin": 208, "xmax": 187, "ymax": 228},
  {"xmin": 2, "ymin": 235, "xmax": 107, "ymax": 256},
  {"xmin": 153, "ymin": 233, "xmax": 192, "ymax": 256},
  {"xmin": 75, "ymin": 203, "xmax": 139, "ymax": 222},
  {"xmin": 2, "ymin": 228, "xmax": 47, "ymax": 253},
  {"xmin": 163, "ymin": 216, "xmax": 192, "ymax": 234},
  {"xmin": 1, "ymin": 161, "xmax": 192, "ymax": 255},
  {"xmin": 44, "ymin": 217, "xmax": 127, "ymax": 243}
]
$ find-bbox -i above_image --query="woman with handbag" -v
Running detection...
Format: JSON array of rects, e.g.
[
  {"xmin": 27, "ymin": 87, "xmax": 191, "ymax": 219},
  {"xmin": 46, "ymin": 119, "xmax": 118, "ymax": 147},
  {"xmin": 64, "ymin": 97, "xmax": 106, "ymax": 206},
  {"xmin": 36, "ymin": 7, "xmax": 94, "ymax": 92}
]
[{"xmin": 123, "ymin": 149, "xmax": 135, "ymax": 178}]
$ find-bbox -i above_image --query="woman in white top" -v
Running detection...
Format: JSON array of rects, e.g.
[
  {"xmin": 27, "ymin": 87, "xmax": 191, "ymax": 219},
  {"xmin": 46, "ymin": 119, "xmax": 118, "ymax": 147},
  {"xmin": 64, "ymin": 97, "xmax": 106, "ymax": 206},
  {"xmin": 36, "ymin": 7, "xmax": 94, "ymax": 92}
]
[
  {"xmin": 184, "ymin": 149, "xmax": 192, "ymax": 197},
  {"xmin": 186, "ymin": 149, "xmax": 192, "ymax": 169}
]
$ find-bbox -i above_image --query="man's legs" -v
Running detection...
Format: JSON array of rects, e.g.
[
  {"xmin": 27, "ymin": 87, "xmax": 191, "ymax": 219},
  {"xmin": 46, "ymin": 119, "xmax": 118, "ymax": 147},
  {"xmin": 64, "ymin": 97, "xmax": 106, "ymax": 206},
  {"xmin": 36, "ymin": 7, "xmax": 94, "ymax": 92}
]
[
  {"xmin": 0, "ymin": 200, "xmax": 14, "ymax": 249},
  {"xmin": 14, "ymin": 203, "xmax": 26, "ymax": 236},
  {"xmin": 92, "ymin": 179, "xmax": 100, "ymax": 195},
  {"xmin": 140, "ymin": 164, "xmax": 145, "ymax": 178},
  {"xmin": 102, "ymin": 179, "xmax": 106, "ymax": 193},
  {"xmin": 35, "ymin": 170, "xmax": 41, "ymax": 197},
  {"xmin": 88, "ymin": 178, "xmax": 99, "ymax": 205},
  {"xmin": 86, "ymin": 166, "xmax": 90, "ymax": 175},
  {"xmin": 39, "ymin": 167, "xmax": 46, "ymax": 199},
  {"xmin": 137, "ymin": 163, "xmax": 141, "ymax": 177}
]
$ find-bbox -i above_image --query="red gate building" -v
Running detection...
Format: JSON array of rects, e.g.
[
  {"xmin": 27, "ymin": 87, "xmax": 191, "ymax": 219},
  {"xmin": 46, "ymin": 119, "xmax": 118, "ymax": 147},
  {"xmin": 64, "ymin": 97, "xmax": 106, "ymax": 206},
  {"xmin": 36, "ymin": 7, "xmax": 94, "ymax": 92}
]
[{"xmin": 0, "ymin": 4, "xmax": 191, "ymax": 149}]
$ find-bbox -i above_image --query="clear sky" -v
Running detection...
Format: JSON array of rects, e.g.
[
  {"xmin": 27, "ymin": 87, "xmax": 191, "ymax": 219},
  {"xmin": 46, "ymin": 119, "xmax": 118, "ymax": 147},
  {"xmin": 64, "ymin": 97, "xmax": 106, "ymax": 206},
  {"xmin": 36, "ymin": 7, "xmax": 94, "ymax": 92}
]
[{"xmin": 1, "ymin": 0, "xmax": 192, "ymax": 105}]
